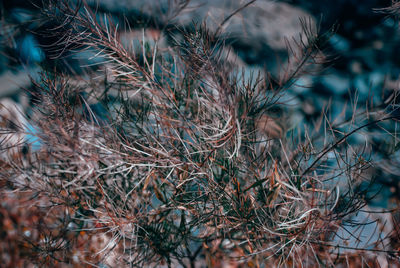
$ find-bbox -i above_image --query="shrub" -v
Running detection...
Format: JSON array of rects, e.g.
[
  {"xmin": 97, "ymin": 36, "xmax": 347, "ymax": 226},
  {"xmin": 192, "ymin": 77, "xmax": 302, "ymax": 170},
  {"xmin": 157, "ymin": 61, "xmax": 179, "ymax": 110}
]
[{"xmin": 1, "ymin": 0, "xmax": 399, "ymax": 267}]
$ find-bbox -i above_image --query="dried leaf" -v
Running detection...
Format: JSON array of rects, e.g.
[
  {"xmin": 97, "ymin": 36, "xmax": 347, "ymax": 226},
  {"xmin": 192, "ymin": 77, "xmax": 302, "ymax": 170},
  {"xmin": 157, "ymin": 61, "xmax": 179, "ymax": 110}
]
[{"xmin": 256, "ymin": 114, "xmax": 284, "ymax": 139}]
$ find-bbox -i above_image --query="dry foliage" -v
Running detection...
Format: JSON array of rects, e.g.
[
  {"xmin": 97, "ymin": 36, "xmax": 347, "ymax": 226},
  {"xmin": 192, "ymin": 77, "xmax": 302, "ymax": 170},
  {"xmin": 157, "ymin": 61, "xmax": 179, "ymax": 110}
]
[{"xmin": 1, "ymin": 0, "xmax": 400, "ymax": 267}]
